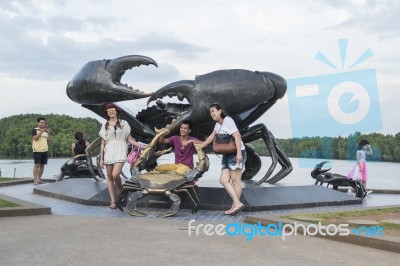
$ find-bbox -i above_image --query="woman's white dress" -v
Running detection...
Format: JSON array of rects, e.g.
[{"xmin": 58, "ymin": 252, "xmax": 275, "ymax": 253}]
[{"xmin": 99, "ymin": 120, "xmax": 131, "ymax": 164}]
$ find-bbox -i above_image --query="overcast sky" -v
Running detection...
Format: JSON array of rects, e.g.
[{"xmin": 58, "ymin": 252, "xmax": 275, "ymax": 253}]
[{"xmin": 0, "ymin": 0, "xmax": 399, "ymax": 139}]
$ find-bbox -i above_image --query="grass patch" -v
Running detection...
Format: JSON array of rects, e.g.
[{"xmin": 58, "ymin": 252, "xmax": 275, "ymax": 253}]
[
  {"xmin": 281, "ymin": 207, "xmax": 400, "ymax": 221},
  {"xmin": 0, "ymin": 177, "xmax": 25, "ymax": 182},
  {"xmin": 309, "ymin": 207, "xmax": 400, "ymax": 219},
  {"xmin": 280, "ymin": 207, "xmax": 400, "ymax": 232},
  {"xmin": 380, "ymin": 222, "xmax": 400, "ymax": 231},
  {"xmin": 0, "ymin": 198, "xmax": 20, "ymax": 208}
]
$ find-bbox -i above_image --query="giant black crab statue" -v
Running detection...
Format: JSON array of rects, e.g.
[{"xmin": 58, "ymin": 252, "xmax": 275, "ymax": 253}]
[{"xmin": 66, "ymin": 55, "xmax": 292, "ymax": 184}]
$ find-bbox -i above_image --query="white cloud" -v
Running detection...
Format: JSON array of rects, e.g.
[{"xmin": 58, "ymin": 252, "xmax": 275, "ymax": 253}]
[{"xmin": 0, "ymin": 0, "xmax": 399, "ymax": 139}]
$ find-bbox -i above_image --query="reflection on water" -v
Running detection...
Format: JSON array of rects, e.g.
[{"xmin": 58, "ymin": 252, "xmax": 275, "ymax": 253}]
[{"xmin": 0, "ymin": 154, "xmax": 399, "ymax": 189}]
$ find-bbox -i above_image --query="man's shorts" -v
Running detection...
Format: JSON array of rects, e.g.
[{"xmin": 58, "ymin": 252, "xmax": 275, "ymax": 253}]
[
  {"xmin": 221, "ymin": 150, "xmax": 247, "ymax": 171},
  {"xmin": 33, "ymin": 152, "xmax": 48, "ymax": 165}
]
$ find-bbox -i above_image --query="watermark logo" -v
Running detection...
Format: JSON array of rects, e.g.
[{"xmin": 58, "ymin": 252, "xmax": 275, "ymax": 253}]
[
  {"xmin": 187, "ymin": 220, "xmax": 383, "ymax": 241},
  {"xmin": 287, "ymin": 39, "xmax": 382, "ymax": 167}
]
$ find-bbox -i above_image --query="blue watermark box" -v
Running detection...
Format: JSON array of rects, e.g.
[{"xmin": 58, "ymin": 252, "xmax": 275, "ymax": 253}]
[{"xmin": 287, "ymin": 40, "xmax": 382, "ymax": 167}]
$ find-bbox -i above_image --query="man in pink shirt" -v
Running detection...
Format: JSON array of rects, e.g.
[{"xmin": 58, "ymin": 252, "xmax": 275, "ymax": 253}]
[{"xmin": 157, "ymin": 121, "xmax": 202, "ymax": 177}]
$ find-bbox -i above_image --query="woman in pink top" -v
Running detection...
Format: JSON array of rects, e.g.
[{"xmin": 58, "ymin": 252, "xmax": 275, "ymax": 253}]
[{"xmin": 348, "ymin": 139, "xmax": 373, "ymax": 195}]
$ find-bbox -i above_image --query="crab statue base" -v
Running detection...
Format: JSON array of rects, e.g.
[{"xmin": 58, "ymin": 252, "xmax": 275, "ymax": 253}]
[{"xmin": 32, "ymin": 178, "xmax": 362, "ymax": 213}]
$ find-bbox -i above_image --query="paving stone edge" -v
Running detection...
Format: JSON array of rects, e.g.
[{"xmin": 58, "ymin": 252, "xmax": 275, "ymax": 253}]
[
  {"xmin": 0, "ymin": 193, "xmax": 51, "ymax": 217},
  {"xmin": 244, "ymin": 209, "xmax": 400, "ymax": 254}
]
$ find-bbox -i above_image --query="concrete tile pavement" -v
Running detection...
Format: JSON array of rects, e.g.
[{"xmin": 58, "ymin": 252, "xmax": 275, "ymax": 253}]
[
  {"xmin": 1, "ymin": 182, "xmax": 400, "ymax": 265},
  {"xmin": 1, "ymin": 215, "xmax": 400, "ymax": 266}
]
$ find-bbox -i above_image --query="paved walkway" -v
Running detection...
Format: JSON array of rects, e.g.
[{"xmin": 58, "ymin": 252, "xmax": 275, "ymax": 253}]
[
  {"xmin": 2, "ymin": 182, "xmax": 400, "ymax": 222},
  {"xmin": 1, "ymin": 215, "xmax": 400, "ymax": 266},
  {"xmin": 1, "ymin": 182, "xmax": 400, "ymax": 265}
]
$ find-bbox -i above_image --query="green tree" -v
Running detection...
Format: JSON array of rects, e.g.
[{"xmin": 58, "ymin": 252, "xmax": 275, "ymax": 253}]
[{"xmin": 0, "ymin": 114, "xmax": 101, "ymax": 159}]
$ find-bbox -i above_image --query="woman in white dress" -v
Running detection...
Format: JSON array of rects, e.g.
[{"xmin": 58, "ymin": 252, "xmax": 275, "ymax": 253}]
[{"xmin": 99, "ymin": 103, "xmax": 142, "ymax": 209}]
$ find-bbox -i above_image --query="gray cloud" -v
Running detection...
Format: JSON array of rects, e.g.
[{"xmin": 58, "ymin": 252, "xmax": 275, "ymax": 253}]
[
  {"xmin": 0, "ymin": 4, "xmax": 208, "ymax": 81},
  {"xmin": 313, "ymin": 0, "xmax": 400, "ymax": 39},
  {"xmin": 1, "ymin": 0, "xmax": 398, "ymax": 139},
  {"xmin": 132, "ymin": 33, "xmax": 209, "ymax": 59},
  {"xmin": 47, "ymin": 16, "xmax": 114, "ymax": 33}
]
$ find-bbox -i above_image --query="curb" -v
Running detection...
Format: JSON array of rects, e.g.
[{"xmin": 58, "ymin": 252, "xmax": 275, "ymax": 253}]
[
  {"xmin": 0, "ymin": 178, "xmax": 33, "ymax": 187},
  {"xmin": 243, "ymin": 207, "xmax": 400, "ymax": 254},
  {"xmin": 0, "ymin": 194, "xmax": 51, "ymax": 217},
  {"xmin": 337, "ymin": 188, "xmax": 400, "ymax": 194},
  {"xmin": 0, "ymin": 178, "xmax": 55, "ymax": 187}
]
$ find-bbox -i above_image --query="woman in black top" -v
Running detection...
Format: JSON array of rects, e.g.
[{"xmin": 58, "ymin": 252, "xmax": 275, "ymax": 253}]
[{"xmin": 71, "ymin": 132, "xmax": 89, "ymax": 160}]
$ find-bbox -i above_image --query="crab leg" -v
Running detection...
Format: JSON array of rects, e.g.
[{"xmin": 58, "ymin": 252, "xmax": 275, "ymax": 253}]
[
  {"xmin": 265, "ymin": 134, "xmax": 293, "ymax": 184},
  {"xmin": 158, "ymin": 192, "xmax": 181, "ymax": 217},
  {"xmin": 126, "ymin": 190, "xmax": 147, "ymax": 217},
  {"xmin": 175, "ymin": 186, "xmax": 200, "ymax": 214},
  {"xmin": 241, "ymin": 124, "xmax": 292, "ymax": 184},
  {"xmin": 84, "ymin": 137, "xmax": 104, "ymax": 181}
]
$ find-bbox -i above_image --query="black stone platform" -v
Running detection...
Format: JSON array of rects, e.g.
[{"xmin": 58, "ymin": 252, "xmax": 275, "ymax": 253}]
[{"xmin": 33, "ymin": 178, "xmax": 362, "ymax": 211}]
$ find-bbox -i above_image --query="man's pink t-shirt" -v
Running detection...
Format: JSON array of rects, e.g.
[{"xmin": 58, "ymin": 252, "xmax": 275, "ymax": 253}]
[{"xmin": 167, "ymin": 136, "xmax": 199, "ymax": 169}]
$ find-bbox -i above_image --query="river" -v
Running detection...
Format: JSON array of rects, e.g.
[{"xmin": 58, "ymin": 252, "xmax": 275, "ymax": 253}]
[{"xmin": 0, "ymin": 154, "xmax": 398, "ymax": 190}]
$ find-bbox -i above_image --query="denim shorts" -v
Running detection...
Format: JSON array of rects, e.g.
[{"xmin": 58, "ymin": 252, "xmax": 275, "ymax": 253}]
[{"xmin": 221, "ymin": 150, "xmax": 247, "ymax": 171}]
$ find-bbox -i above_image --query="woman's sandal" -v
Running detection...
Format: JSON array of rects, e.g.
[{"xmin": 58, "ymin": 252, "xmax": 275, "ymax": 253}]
[
  {"xmin": 109, "ymin": 202, "xmax": 117, "ymax": 209},
  {"xmin": 230, "ymin": 204, "xmax": 245, "ymax": 216},
  {"xmin": 224, "ymin": 206, "xmax": 235, "ymax": 215}
]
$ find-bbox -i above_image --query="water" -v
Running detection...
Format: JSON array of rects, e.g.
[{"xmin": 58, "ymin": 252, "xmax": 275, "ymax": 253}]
[{"xmin": 0, "ymin": 155, "xmax": 399, "ymax": 190}]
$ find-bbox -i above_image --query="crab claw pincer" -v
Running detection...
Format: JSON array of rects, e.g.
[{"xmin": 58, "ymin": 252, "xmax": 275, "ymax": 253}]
[{"xmin": 66, "ymin": 55, "xmax": 158, "ymax": 104}]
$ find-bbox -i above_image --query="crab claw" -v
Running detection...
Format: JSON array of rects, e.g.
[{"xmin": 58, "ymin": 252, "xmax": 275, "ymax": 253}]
[
  {"xmin": 66, "ymin": 55, "xmax": 158, "ymax": 104},
  {"xmin": 311, "ymin": 161, "xmax": 331, "ymax": 179},
  {"xmin": 184, "ymin": 144, "xmax": 209, "ymax": 182},
  {"xmin": 147, "ymin": 80, "xmax": 194, "ymax": 106},
  {"xmin": 134, "ymin": 128, "xmax": 173, "ymax": 171},
  {"xmin": 145, "ymin": 80, "xmax": 194, "ymax": 131},
  {"xmin": 315, "ymin": 161, "xmax": 331, "ymax": 172}
]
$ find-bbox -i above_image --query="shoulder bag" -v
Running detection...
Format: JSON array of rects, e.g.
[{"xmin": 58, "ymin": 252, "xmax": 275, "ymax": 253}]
[
  {"xmin": 213, "ymin": 133, "xmax": 237, "ymax": 154},
  {"xmin": 127, "ymin": 145, "xmax": 141, "ymax": 165}
]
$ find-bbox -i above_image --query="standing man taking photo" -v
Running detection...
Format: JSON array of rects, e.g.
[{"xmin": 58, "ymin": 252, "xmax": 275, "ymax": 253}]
[{"xmin": 32, "ymin": 116, "xmax": 50, "ymax": 185}]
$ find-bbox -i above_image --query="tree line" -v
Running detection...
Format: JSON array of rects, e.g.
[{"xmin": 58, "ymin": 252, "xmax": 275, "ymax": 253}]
[
  {"xmin": 0, "ymin": 114, "xmax": 101, "ymax": 158},
  {"xmin": 0, "ymin": 114, "xmax": 399, "ymax": 162},
  {"xmin": 250, "ymin": 132, "xmax": 400, "ymax": 162}
]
